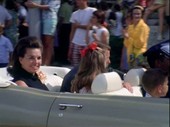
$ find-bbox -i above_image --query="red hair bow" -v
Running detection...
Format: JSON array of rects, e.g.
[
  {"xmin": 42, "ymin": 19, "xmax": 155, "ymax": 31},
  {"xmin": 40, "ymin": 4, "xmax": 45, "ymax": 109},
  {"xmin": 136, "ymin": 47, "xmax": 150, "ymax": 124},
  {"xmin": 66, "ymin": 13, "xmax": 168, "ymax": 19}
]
[{"xmin": 80, "ymin": 42, "xmax": 97, "ymax": 57}]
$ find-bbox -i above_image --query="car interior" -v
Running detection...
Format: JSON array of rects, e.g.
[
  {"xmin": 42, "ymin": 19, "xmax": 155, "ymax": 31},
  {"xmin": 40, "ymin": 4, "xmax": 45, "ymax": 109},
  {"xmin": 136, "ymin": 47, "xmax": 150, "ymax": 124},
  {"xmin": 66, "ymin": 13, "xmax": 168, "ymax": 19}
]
[{"xmin": 0, "ymin": 66, "xmax": 146, "ymax": 96}]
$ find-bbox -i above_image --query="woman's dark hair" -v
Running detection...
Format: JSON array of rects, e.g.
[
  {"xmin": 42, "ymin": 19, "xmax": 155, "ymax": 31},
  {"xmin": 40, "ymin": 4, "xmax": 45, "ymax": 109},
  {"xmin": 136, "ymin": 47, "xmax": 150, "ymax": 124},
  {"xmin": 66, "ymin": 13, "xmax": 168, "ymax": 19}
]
[
  {"xmin": 93, "ymin": 10, "xmax": 105, "ymax": 24},
  {"xmin": 7, "ymin": 36, "xmax": 43, "ymax": 77}
]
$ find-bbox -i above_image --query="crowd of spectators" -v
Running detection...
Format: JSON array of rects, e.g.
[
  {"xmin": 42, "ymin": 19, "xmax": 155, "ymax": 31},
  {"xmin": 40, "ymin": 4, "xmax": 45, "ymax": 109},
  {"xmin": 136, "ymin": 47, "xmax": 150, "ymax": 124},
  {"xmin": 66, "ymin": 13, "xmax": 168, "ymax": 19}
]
[{"xmin": 0, "ymin": 0, "xmax": 169, "ymax": 68}]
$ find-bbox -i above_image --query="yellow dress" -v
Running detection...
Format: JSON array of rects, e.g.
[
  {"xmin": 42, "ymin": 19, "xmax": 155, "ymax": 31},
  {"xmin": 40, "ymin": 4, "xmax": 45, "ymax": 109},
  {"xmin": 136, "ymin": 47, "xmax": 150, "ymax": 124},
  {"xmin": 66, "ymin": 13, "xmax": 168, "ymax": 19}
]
[{"xmin": 124, "ymin": 19, "xmax": 150, "ymax": 64}]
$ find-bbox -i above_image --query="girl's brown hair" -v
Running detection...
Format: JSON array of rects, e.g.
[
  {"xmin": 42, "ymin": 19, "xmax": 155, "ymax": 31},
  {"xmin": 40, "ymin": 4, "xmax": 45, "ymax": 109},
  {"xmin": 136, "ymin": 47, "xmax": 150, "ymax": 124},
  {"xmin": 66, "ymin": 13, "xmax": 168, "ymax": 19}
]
[{"xmin": 71, "ymin": 42, "xmax": 108, "ymax": 93}]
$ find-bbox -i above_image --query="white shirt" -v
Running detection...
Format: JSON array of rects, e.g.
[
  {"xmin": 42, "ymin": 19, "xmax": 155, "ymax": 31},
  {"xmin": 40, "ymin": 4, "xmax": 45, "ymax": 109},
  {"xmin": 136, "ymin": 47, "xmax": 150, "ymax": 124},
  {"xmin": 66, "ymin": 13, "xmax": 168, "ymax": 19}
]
[
  {"xmin": 88, "ymin": 26, "xmax": 110, "ymax": 44},
  {"xmin": 109, "ymin": 11, "xmax": 123, "ymax": 36},
  {"xmin": 70, "ymin": 7, "xmax": 97, "ymax": 46}
]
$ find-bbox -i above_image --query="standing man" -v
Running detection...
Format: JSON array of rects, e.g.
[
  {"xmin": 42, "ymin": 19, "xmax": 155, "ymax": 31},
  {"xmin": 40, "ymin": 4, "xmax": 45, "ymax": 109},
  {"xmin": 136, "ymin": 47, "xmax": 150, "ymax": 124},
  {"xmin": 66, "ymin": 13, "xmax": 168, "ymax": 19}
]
[{"xmin": 68, "ymin": 0, "xmax": 97, "ymax": 66}]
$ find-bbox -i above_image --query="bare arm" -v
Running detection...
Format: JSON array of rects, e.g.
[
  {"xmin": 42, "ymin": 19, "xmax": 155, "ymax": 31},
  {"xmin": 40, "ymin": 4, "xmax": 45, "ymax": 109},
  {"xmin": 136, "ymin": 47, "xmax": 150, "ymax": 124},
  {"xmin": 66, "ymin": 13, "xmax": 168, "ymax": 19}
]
[
  {"xmin": 123, "ymin": 82, "xmax": 133, "ymax": 93},
  {"xmin": 25, "ymin": 1, "xmax": 49, "ymax": 10},
  {"xmin": 101, "ymin": 31, "xmax": 109, "ymax": 44},
  {"xmin": 73, "ymin": 20, "xmax": 89, "ymax": 30},
  {"xmin": 77, "ymin": 24, "xmax": 88, "ymax": 30},
  {"xmin": 15, "ymin": 80, "xmax": 28, "ymax": 87},
  {"xmin": 86, "ymin": 23, "xmax": 93, "ymax": 44},
  {"xmin": 69, "ymin": 23, "xmax": 76, "ymax": 43}
]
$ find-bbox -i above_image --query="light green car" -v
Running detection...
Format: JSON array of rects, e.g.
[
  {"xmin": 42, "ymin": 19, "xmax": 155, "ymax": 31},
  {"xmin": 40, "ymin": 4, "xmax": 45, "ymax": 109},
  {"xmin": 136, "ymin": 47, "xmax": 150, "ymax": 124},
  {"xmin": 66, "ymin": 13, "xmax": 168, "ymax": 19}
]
[{"xmin": 0, "ymin": 84, "xmax": 169, "ymax": 127}]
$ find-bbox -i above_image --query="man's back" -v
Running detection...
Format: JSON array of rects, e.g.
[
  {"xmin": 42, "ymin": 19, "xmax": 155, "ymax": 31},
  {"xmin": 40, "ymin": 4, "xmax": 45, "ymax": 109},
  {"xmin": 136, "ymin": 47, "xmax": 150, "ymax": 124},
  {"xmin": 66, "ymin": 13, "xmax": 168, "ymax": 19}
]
[{"xmin": 60, "ymin": 65, "xmax": 79, "ymax": 92}]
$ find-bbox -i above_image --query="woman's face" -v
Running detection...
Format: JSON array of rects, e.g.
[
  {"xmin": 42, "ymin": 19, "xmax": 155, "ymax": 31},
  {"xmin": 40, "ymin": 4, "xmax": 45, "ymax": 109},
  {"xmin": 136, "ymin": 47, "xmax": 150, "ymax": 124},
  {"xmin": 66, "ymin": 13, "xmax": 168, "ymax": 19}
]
[
  {"xmin": 19, "ymin": 48, "xmax": 42, "ymax": 74},
  {"xmin": 132, "ymin": 9, "xmax": 142, "ymax": 22},
  {"xmin": 91, "ymin": 15, "xmax": 98, "ymax": 25}
]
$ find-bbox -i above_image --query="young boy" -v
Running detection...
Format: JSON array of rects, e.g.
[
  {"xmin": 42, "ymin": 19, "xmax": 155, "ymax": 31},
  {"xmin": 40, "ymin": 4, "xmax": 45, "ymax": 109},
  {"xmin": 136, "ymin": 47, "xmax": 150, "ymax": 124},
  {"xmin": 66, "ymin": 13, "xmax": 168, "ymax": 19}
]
[
  {"xmin": 142, "ymin": 68, "xmax": 169, "ymax": 97},
  {"xmin": 0, "ymin": 24, "xmax": 13, "ymax": 67}
]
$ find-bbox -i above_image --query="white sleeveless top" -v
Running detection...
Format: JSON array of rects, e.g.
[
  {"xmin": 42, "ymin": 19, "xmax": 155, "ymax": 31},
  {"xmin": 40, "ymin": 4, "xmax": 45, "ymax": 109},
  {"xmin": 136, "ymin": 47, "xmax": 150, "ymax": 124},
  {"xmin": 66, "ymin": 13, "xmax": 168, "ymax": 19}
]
[{"xmin": 88, "ymin": 26, "xmax": 110, "ymax": 44}]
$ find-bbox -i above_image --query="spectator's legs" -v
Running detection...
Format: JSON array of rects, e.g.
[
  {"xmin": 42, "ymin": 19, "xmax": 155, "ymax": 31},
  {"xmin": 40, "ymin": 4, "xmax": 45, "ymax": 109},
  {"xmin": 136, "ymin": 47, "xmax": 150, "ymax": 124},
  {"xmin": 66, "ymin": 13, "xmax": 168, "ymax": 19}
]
[
  {"xmin": 157, "ymin": 6, "xmax": 165, "ymax": 40},
  {"xmin": 143, "ymin": 4, "xmax": 164, "ymax": 22},
  {"xmin": 42, "ymin": 35, "xmax": 54, "ymax": 65}
]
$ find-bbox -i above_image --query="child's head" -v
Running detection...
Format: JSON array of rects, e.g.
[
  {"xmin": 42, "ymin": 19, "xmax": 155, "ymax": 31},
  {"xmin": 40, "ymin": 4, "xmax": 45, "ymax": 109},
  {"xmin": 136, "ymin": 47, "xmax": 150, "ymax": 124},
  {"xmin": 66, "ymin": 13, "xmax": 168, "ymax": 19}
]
[{"xmin": 142, "ymin": 68, "xmax": 169, "ymax": 97}]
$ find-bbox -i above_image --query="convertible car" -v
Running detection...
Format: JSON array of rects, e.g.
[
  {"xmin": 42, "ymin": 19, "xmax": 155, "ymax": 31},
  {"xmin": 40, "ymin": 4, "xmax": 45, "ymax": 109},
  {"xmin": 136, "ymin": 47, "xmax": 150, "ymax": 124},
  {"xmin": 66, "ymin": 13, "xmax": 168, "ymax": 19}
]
[{"xmin": 0, "ymin": 66, "xmax": 169, "ymax": 127}]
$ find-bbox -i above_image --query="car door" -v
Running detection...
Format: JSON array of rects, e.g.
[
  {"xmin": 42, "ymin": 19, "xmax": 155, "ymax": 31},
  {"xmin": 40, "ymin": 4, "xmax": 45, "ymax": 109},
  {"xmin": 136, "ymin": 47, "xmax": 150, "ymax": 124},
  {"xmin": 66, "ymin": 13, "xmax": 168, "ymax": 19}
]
[
  {"xmin": 0, "ymin": 85, "xmax": 56, "ymax": 127},
  {"xmin": 47, "ymin": 93, "xmax": 169, "ymax": 127}
]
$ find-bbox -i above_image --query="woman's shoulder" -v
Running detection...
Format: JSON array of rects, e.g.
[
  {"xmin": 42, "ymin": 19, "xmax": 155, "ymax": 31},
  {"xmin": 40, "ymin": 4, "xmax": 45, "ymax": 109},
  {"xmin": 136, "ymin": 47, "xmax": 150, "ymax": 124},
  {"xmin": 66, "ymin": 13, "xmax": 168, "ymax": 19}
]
[
  {"xmin": 97, "ymin": 27, "xmax": 109, "ymax": 33},
  {"xmin": 138, "ymin": 19, "xmax": 149, "ymax": 27}
]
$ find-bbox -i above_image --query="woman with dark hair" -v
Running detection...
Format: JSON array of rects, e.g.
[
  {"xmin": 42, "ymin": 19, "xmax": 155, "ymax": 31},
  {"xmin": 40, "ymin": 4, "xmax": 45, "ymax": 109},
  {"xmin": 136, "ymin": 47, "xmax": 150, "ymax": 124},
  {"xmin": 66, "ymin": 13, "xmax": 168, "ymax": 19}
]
[
  {"xmin": 7, "ymin": 36, "xmax": 49, "ymax": 91},
  {"xmin": 86, "ymin": 9, "xmax": 109, "ymax": 44}
]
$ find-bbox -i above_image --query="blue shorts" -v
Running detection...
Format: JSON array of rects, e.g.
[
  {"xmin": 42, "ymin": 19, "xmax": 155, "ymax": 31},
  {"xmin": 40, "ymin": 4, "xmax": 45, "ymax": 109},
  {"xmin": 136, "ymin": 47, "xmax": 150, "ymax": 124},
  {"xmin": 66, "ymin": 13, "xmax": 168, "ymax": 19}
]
[{"xmin": 42, "ymin": 19, "xmax": 57, "ymax": 36}]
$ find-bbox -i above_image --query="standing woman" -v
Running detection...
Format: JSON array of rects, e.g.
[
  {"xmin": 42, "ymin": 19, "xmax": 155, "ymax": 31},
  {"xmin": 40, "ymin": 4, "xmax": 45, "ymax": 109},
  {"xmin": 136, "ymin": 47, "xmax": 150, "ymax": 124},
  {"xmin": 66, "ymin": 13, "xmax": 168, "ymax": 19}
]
[
  {"xmin": 123, "ymin": 5, "xmax": 150, "ymax": 69},
  {"xmin": 86, "ymin": 9, "xmax": 110, "ymax": 44},
  {"xmin": 25, "ymin": 0, "xmax": 61, "ymax": 65}
]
